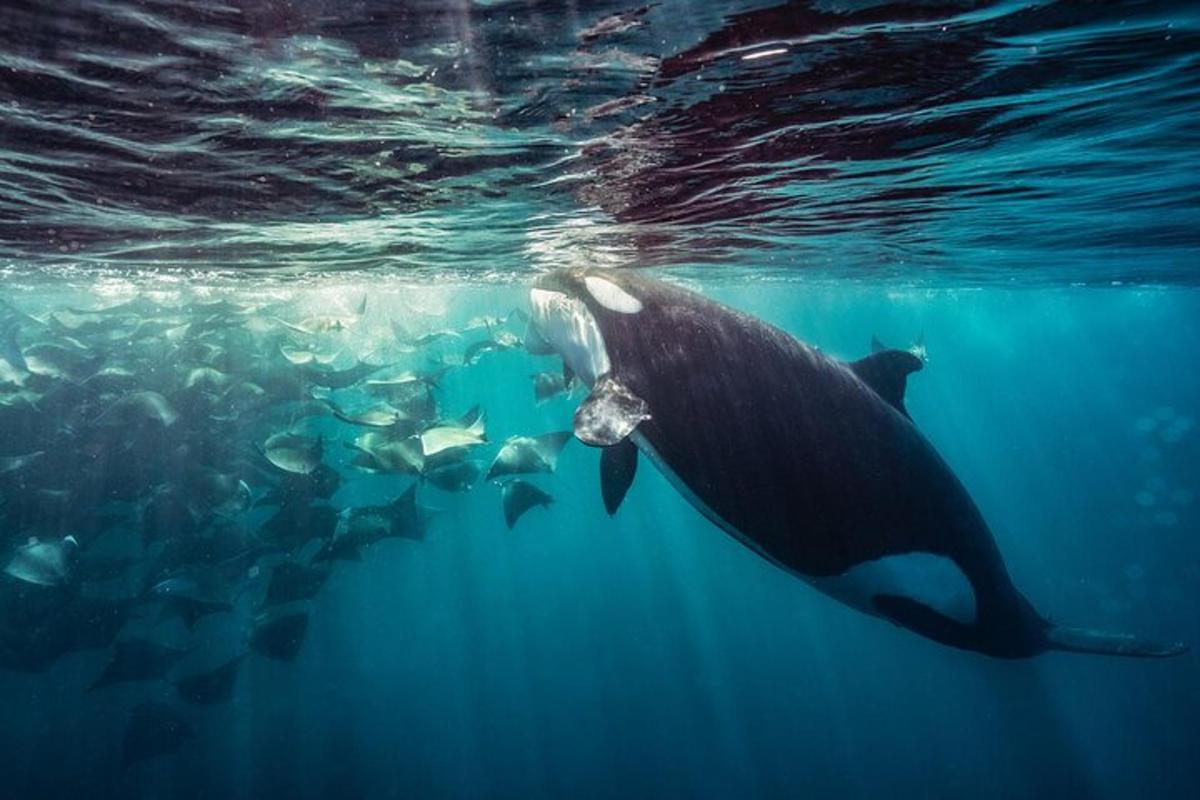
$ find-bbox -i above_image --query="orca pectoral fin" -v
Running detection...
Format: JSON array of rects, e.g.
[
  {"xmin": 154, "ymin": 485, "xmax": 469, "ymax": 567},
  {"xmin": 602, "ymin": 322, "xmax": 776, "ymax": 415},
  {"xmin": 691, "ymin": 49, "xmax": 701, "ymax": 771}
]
[
  {"xmin": 848, "ymin": 349, "xmax": 924, "ymax": 419},
  {"xmin": 600, "ymin": 439, "xmax": 638, "ymax": 515},
  {"xmin": 1045, "ymin": 625, "xmax": 1188, "ymax": 658},
  {"xmin": 573, "ymin": 376, "xmax": 650, "ymax": 447}
]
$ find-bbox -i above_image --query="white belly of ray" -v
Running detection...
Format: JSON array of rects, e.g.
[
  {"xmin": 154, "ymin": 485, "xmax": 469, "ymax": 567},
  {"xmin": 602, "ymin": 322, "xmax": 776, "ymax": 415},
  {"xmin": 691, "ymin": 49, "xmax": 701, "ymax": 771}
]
[{"xmin": 812, "ymin": 552, "xmax": 978, "ymax": 625}]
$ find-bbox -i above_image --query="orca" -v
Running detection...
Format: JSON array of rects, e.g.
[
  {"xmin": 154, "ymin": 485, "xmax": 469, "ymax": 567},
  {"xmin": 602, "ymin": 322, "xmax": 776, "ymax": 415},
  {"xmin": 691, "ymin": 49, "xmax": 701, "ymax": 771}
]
[{"xmin": 527, "ymin": 268, "xmax": 1186, "ymax": 659}]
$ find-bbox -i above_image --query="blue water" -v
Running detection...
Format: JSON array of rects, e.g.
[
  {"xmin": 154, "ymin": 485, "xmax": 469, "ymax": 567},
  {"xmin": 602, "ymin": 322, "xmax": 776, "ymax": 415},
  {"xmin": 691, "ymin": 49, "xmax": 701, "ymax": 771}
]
[{"xmin": 1, "ymin": 1, "xmax": 1198, "ymax": 798}]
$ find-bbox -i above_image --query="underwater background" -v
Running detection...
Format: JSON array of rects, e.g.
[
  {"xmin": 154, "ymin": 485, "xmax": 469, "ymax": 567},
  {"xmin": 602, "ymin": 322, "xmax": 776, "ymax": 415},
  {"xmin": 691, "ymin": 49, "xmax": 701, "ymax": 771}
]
[{"xmin": 0, "ymin": 1, "xmax": 1198, "ymax": 798}]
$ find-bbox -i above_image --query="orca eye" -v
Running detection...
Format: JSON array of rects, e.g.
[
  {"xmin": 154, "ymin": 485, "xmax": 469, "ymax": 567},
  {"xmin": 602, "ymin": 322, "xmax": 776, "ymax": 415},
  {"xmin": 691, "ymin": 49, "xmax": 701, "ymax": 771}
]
[{"xmin": 584, "ymin": 276, "xmax": 643, "ymax": 314}]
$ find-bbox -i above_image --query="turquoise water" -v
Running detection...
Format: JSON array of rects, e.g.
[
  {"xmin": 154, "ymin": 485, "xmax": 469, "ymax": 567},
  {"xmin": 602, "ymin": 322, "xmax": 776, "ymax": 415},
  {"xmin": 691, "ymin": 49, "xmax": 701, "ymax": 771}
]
[
  {"xmin": 1, "ymin": 1, "xmax": 1199, "ymax": 798},
  {"xmin": 1, "ymin": 280, "xmax": 1196, "ymax": 797}
]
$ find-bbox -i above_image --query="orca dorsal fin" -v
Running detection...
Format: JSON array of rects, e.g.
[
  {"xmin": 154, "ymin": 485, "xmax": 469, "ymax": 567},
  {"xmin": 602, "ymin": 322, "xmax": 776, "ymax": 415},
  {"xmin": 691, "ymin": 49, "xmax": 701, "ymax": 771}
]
[
  {"xmin": 574, "ymin": 376, "xmax": 650, "ymax": 446},
  {"xmin": 848, "ymin": 349, "xmax": 924, "ymax": 419},
  {"xmin": 600, "ymin": 439, "xmax": 638, "ymax": 515}
]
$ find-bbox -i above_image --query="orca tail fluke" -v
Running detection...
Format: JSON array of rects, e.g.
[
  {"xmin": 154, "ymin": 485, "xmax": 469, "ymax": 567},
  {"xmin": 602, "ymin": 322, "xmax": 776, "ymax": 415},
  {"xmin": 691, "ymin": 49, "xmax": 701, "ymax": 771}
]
[
  {"xmin": 875, "ymin": 591, "xmax": 1189, "ymax": 659},
  {"xmin": 1045, "ymin": 625, "xmax": 1188, "ymax": 658}
]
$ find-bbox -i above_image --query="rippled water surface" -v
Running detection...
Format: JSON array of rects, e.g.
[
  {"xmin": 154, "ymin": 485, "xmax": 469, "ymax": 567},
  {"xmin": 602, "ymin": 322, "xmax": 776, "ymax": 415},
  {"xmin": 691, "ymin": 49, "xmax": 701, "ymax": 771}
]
[{"xmin": 1, "ymin": 0, "xmax": 1196, "ymax": 281}]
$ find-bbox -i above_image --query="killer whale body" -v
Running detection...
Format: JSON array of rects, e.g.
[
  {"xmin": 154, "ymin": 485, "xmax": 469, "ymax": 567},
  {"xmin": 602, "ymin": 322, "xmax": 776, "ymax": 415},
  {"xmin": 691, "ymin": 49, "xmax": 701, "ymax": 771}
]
[{"xmin": 528, "ymin": 268, "xmax": 1186, "ymax": 659}]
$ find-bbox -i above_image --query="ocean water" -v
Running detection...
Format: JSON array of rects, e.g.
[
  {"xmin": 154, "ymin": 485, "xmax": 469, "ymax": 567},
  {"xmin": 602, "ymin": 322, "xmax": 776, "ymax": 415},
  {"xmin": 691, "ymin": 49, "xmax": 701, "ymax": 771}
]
[{"xmin": 1, "ymin": 1, "xmax": 1198, "ymax": 799}]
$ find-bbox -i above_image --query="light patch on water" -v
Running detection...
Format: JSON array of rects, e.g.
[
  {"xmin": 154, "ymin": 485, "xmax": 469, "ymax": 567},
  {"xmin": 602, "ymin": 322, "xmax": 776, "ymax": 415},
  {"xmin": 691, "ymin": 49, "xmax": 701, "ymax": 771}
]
[
  {"xmin": 523, "ymin": 214, "xmax": 634, "ymax": 275},
  {"xmin": 1153, "ymin": 510, "xmax": 1180, "ymax": 527},
  {"xmin": 742, "ymin": 48, "xmax": 788, "ymax": 61}
]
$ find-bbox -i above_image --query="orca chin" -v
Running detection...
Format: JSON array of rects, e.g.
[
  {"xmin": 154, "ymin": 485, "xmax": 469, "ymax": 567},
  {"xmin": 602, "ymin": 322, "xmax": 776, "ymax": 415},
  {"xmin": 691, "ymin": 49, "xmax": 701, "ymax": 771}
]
[{"xmin": 528, "ymin": 286, "xmax": 610, "ymax": 386}]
